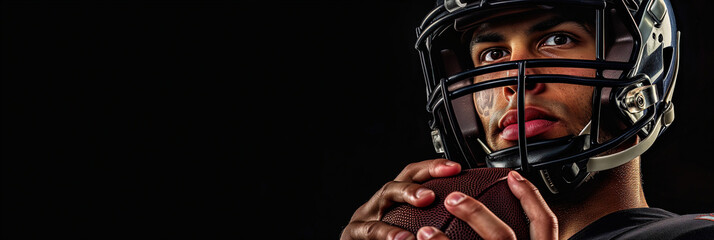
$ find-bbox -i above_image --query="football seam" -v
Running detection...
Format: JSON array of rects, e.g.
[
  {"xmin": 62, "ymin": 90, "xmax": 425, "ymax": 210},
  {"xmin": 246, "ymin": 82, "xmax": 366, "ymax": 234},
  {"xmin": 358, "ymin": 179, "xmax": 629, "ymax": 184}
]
[{"xmin": 469, "ymin": 176, "xmax": 509, "ymax": 201}]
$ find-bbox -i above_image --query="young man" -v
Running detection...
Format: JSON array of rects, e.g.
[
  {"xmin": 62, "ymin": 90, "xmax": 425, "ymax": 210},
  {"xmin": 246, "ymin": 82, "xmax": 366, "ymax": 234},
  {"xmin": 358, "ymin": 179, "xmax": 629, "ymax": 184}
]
[{"xmin": 342, "ymin": 0, "xmax": 713, "ymax": 239}]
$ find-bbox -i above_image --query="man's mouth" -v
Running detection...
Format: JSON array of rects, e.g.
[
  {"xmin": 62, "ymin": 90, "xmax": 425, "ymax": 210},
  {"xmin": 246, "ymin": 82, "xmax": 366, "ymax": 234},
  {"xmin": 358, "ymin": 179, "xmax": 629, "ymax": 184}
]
[{"xmin": 499, "ymin": 108, "xmax": 557, "ymax": 141}]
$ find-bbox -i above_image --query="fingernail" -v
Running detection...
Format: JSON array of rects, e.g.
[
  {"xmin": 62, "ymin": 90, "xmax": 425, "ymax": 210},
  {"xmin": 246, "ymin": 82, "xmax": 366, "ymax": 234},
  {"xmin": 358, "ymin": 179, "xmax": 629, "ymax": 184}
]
[
  {"xmin": 446, "ymin": 192, "xmax": 466, "ymax": 206},
  {"xmin": 444, "ymin": 160, "xmax": 458, "ymax": 166},
  {"xmin": 416, "ymin": 188, "xmax": 432, "ymax": 199},
  {"xmin": 418, "ymin": 227, "xmax": 435, "ymax": 239},
  {"xmin": 510, "ymin": 171, "xmax": 525, "ymax": 182},
  {"xmin": 394, "ymin": 230, "xmax": 413, "ymax": 240}
]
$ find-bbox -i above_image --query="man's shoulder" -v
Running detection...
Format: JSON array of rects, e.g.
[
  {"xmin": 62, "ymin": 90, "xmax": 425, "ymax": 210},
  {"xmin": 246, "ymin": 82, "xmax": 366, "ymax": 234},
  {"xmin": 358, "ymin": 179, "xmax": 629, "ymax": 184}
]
[
  {"xmin": 616, "ymin": 211, "xmax": 714, "ymax": 239},
  {"xmin": 570, "ymin": 208, "xmax": 714, "ymax": 240}
]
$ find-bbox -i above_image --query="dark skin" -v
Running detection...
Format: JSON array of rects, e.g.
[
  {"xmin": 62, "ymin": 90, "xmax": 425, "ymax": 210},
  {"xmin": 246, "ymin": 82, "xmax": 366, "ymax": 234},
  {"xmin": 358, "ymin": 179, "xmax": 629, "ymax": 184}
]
[{"xmin": 341, "ymin": 9, "xmax": 647, "ymax": 240}]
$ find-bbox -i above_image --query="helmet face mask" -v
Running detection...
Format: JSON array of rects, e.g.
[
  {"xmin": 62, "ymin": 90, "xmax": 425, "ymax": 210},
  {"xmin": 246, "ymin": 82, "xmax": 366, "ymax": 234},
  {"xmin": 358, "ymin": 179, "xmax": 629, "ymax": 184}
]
[{"xmin": 417, "ymin": 0, "xmax": 679, "ymax": 195}]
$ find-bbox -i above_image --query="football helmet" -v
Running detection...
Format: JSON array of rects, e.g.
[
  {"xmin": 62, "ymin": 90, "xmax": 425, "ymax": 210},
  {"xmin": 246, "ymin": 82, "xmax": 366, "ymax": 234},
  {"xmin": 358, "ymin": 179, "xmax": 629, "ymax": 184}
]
[{"xmin": 417, "ymin": 0, "xmax": 680, "ymax": 194}]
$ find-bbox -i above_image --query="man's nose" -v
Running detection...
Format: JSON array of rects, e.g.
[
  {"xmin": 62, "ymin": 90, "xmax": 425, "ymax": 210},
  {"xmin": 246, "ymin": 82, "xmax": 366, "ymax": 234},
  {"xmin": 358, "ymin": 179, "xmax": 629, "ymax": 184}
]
[
  {"xmin": 509, "ymin": 46, "xmax": 535, "ymax": 62},
  {"xmin": 502, "ymin": 47, "xmax": 545, "ymax": 102},
  {"xmin": 503, "ymin": 81, "xmax": 544, "ymax": 102}
]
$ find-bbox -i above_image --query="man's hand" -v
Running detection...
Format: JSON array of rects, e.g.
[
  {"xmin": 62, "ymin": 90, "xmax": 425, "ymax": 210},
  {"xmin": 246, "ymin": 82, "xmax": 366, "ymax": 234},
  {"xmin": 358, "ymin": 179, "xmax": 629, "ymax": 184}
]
[
  {"xmin": 340, "ymin": 159, "xmax": 462, "ymax": 240},
  {"xmin": 415, "ymin": 171, "xmax": 558, "ymax": 240}
]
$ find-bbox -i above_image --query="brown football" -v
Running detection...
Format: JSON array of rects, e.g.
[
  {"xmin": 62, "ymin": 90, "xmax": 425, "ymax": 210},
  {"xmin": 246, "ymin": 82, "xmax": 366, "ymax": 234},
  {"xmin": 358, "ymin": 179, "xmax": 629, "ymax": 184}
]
[{"xmin": 381, "ymin": 168, "xmax": 530, "ymax": 240}]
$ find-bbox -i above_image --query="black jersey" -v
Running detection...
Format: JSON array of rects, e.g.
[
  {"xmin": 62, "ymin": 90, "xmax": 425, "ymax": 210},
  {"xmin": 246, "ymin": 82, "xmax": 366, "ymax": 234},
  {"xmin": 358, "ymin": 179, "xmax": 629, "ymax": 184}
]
[{"xmin": 570, "ymin": 208, "xmax": 714, "ymax": 239}]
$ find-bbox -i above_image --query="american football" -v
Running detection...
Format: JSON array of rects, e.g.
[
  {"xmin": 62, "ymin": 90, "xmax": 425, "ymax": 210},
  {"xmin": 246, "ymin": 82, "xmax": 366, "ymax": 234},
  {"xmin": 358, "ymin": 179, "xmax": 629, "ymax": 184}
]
[{"xmin": 382, "ymin": 168, "xmax": 529, "ymax": 239}]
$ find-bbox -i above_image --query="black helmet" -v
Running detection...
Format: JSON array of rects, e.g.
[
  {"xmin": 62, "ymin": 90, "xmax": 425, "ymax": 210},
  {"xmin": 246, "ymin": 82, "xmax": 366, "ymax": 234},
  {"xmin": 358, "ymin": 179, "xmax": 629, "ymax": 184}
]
[{"xmin": 417, "ymin": 0, "xmax": 680, "ymax": 194}]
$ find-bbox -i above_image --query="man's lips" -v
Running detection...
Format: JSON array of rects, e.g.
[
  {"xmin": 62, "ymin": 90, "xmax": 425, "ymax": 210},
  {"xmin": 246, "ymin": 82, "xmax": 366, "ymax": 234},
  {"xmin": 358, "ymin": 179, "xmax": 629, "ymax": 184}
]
[{"xmin": 499, "ymin": 108, "xmax": 557, "ymax": 141}]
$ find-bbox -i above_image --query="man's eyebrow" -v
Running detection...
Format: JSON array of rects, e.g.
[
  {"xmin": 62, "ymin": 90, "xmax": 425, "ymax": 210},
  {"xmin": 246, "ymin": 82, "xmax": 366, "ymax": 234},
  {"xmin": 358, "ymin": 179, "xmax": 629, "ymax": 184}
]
[
  {"xmin": 527, "ymin": 16, "xmax": 591, "ymax": 34},
  {"xmin": 471, "ymin": 32, "xmax": 504, "ymax": 44},
  {"xmin": 469, "ymin": 15, "xmax": 591, "ymax": 47}
]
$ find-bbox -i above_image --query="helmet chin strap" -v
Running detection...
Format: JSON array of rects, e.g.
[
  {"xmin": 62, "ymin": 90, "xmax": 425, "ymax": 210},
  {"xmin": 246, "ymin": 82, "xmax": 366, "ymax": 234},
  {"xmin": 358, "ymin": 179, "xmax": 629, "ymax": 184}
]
[
  {"xmin": 586, "ymin": 115, "xmax": 663, "ymax": 172},
  {"xmin": 474, "ymin": 114, "xmax": 667, "ymax": 195}
]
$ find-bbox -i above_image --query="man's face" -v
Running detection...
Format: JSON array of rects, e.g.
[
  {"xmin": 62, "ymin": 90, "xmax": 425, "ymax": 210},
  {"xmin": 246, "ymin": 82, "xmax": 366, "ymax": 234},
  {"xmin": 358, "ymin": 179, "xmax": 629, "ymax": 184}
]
[{"xmin": 468, "ymin": 10, "xmax": 597, "ymax": 151}]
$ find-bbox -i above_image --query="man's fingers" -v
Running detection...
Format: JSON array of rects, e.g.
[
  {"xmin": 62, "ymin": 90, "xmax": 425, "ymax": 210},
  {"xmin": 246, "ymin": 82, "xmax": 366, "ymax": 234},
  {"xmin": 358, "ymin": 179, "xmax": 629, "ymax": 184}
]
[
  {"xmin": 395, "ymin": 159, "xmax": 461, "ymax": 182},
  {"xmin": 376, "ymin": 181, "xmax": 436, "ymax": 210},
  {"xmin": 417, "ymin": 226, "xmax": 449, "ymax": 240},
  {"xmin": 444, "ymin": 191, "xmax": 517, "ymax": 240},
  {"xmin": 342, "ymin": 159, "xmax": 461, "ymax": 240},
  {"xmin": 507, "ymin": 171, "xmax": 558, "ymax": 240},
  {"xmin": 341, "ymin": 220, "xmax": 415, "ymax": 240}
]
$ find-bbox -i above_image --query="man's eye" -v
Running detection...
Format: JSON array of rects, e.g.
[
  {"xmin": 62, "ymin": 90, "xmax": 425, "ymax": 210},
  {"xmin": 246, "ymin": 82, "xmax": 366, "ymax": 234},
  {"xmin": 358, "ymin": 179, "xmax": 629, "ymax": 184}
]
[
  {"xmin": 481, "ymin": 49, "xmax": 510, "ymax": 62},
  {"xmin": 543, "ymin": 34, "xmax": 573, "ymax": 46}
]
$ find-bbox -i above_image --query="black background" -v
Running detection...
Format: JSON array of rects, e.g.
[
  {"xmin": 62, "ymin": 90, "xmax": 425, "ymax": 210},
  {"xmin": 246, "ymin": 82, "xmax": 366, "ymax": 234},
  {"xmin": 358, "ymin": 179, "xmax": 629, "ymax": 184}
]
[{"xmin": 3, "ymin": 0, "xmax": 712, "ymax": 239}]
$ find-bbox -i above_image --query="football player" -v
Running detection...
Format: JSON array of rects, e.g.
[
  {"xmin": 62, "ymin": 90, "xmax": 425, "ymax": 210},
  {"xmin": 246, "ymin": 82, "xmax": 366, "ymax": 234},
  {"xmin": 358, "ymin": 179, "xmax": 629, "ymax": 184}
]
[{"xmin": 341, "ymin": 0, "xmax": 713, "ymax": 239}]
